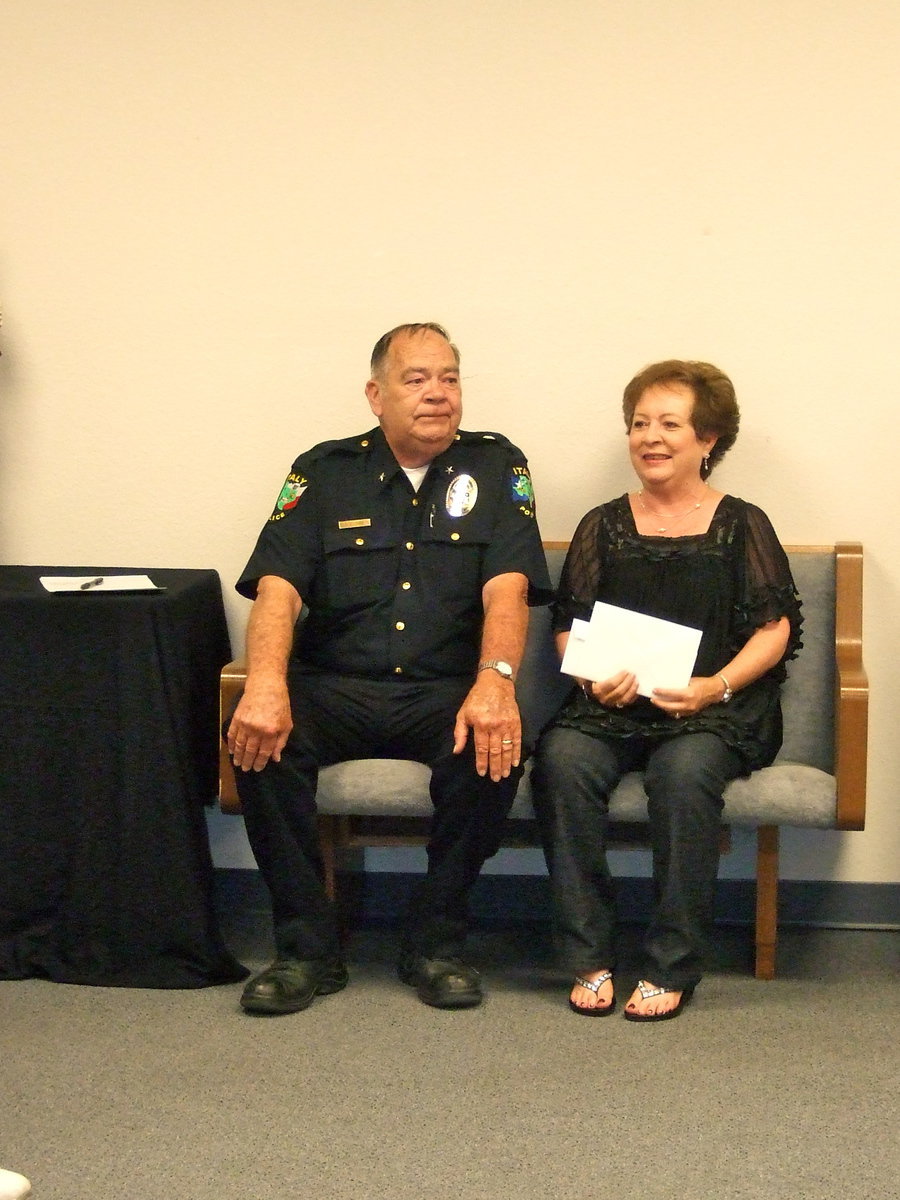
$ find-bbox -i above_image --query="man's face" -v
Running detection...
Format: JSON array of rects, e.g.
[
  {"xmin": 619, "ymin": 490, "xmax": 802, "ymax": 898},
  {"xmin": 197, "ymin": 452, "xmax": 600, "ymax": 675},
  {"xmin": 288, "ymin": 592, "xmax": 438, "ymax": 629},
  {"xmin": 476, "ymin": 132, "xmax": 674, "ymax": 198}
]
[{"xmin": 365, "ymin": 329, "xmax": 462, "ymax": 467}]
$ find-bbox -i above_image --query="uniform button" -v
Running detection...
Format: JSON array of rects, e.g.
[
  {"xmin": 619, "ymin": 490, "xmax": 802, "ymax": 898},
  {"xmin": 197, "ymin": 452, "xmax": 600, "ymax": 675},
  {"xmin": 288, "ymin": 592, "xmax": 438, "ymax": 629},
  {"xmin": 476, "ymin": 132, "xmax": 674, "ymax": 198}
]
[
  {"xmin": 450, "ymin": 532, "xmax": 460, "ymax": 541},
  {"xmin": 395, "ymin": 621, "xmax": 405, "ymax": 630},
  {"xmin": 355, "ymin": 537, "xmax": 365, "ymax": 546},
  {"xmin": 405, "ymin": 542, "xmax": 414, "ymax": 550},
  {"xmin": 360, "ymin": 439, "xmax": 369, "ymax": 447},
  {"xmin": 394, "ymin": 666, "xmax": 403, "ymax": 674},
  {"xmin": 401, "ymin": 581, "xmax": 411, "ymax": 590},
  {"xmin": 411, "ymin": 498, "xmax": 419, "ymax": 507}
]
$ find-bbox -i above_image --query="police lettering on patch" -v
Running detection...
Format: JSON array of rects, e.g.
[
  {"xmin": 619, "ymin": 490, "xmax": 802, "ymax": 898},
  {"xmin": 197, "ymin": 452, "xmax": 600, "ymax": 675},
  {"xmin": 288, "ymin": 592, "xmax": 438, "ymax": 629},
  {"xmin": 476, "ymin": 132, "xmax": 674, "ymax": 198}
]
[
  {"xmin": 445, "ymin": 474, "xmax": 478, "ymax": 518},
  {"xmin": 269, "ymin": 473, "xmax": 308, "ymax": 522},
  {"xmin": 510, "ymin": 466, "xmax": 535, "ymax": 517}
]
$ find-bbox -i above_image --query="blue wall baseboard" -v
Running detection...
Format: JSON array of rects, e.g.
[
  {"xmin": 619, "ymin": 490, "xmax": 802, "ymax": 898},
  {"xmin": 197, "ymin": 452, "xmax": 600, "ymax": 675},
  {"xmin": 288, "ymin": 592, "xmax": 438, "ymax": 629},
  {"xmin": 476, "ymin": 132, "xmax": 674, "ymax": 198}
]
[{"xmin": 214, "ymin": 868, "xmax": 900, "ymax": 931}]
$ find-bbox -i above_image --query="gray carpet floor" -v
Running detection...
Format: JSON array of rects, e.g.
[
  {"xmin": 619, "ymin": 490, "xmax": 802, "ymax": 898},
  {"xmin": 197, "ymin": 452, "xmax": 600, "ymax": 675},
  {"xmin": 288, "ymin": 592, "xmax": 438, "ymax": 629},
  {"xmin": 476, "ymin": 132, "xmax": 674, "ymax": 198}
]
[{"xmin": 3, "ymin": 913, "xmax": 898, "ymax": 1200}]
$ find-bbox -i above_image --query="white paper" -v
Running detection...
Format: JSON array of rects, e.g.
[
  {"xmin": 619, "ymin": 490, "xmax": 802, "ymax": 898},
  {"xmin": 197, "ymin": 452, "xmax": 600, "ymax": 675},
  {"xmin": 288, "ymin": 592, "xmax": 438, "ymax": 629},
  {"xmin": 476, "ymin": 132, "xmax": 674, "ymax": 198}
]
[
  {"xmin": 560, "ymin": 601, "xmax": 702, "ymax": 697},
  {"xmin": 39, "ymin": 574, "xmax": 161, "ymax": 593}
]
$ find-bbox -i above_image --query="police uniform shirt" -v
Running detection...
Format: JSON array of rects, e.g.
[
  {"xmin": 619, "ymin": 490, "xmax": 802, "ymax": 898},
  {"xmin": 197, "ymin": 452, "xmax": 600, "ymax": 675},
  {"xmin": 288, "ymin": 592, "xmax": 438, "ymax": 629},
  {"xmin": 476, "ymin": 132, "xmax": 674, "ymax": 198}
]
[{"xmin": 237, "ymin": 426, "xmax": 551, "ymax": 681}]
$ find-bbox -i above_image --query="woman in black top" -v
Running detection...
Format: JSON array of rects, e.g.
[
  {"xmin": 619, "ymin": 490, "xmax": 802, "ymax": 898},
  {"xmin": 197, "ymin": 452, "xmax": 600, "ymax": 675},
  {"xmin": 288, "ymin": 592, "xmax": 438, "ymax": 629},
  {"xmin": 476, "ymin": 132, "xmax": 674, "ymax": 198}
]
[{"xmin": 531, "ymin": 361, "xmax": 802, "ymax": 1021}]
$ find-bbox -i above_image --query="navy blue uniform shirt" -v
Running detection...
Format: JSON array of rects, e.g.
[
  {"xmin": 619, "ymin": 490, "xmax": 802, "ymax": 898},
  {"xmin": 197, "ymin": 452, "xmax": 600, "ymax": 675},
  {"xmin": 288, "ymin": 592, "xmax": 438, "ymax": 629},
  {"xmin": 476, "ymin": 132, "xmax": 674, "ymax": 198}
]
[{"xmin": 238, "ymin": 426, "xmax": 551, "ymax": 681}]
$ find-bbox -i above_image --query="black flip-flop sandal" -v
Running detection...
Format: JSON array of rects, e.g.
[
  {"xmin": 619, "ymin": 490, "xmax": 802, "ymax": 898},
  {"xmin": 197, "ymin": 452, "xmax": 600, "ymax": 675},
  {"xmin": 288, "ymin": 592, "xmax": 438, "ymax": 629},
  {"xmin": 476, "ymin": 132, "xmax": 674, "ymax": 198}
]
[
  {"xmin": 569, "ymin": 971, "xmax": 616, "ymax": 1016},
  {"xmin": 623, "ymin": 979, "xmax": 693, "ymax": 1022}
]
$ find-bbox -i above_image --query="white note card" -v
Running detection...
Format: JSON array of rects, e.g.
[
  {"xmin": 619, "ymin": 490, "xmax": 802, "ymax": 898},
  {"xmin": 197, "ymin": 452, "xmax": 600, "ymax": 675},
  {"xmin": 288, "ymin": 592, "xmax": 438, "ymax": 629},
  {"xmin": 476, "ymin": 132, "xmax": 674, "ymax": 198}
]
[
  {"xmin": 560, "ymin": 601, "xmax": 702, "ymax": 697},
  {"xmin": 39, "ymin": 574, "xmax": 162, "ymax": 593}
]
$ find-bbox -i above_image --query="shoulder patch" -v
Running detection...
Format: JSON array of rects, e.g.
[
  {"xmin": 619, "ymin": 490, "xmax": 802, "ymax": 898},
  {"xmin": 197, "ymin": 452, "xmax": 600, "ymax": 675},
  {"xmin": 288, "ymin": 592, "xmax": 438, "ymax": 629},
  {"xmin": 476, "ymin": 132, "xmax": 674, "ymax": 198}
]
[
  {"xmin": 269, "ymin": 472, "xmax": 308, "ymax": 522},
  {"xmin": 510, "ymin": 465, "xmax": 535, "ymax": 517}
]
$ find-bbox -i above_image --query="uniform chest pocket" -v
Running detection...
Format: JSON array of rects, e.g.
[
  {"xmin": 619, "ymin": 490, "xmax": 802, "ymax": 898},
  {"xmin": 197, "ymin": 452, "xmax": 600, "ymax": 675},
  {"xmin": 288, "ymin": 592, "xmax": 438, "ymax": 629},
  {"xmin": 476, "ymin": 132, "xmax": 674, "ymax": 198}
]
[
  {"xmin": 420, "ymin": 507, "xmax": 494, "ymax": 597},
  {"xmin": 321, "ymin": 523, "xmax": 401, "ymax": 607},
  {"xmin": 422, "ymin": 502, "xmax": 495, "ymax": 547}
]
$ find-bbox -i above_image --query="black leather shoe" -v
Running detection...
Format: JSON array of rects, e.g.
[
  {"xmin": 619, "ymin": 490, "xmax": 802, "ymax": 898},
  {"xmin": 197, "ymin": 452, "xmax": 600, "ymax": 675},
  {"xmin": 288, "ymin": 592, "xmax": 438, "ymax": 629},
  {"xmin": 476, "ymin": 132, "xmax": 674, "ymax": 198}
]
[
  {"xmin": 397, "ymin": 955, "xmax": 483, "ymax": 1009},
  {"xmin": 240, "ymin": 958, "xmax": 348, "ymax": 1015}
]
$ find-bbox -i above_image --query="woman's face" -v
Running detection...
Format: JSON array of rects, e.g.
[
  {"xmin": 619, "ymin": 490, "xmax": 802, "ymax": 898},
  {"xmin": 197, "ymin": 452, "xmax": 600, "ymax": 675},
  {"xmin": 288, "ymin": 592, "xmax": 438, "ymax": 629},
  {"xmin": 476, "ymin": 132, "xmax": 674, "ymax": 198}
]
[{"xmin": 628, "ymin": 382, "xmax": 717, "ymax": 491}]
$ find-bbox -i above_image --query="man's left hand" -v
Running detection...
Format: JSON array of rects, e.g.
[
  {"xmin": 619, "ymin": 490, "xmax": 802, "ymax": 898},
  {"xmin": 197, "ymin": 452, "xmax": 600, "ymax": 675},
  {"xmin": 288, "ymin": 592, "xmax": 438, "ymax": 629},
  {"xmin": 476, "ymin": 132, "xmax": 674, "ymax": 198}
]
[{"xmin": 453, "ymin": 670, "xmax": 521, "ymax": 781}]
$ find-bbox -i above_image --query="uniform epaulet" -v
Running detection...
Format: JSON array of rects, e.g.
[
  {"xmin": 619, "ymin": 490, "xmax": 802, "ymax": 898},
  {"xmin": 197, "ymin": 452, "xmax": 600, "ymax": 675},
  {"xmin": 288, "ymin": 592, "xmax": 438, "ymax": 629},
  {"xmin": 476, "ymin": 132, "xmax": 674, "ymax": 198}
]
[
  {"xmin": 454, "ymin": 429, "xmax": 516, "ymax": 451},
  {"xmin": 454, "ymin": 429, "xmax": 530, "ymax": 462},
  {"xmin": 294, "ymin": 430, "xmax": 380, "ymax": 466}
]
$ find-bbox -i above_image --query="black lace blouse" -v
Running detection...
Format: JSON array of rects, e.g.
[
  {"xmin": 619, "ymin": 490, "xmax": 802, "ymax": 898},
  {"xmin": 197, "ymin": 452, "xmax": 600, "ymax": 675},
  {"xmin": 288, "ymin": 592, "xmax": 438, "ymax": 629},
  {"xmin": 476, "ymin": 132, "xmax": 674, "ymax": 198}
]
[{"xmin": 550, "ymin": 494, "xmax": 803, "ymax": 772}]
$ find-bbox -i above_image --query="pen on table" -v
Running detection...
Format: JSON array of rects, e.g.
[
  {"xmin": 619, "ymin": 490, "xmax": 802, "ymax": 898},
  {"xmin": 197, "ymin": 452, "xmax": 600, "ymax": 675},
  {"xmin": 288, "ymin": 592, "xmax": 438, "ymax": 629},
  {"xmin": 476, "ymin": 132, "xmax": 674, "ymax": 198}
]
[{"xmin": 80, "ymin": 577, "xmax": 104, "ymax": 590}]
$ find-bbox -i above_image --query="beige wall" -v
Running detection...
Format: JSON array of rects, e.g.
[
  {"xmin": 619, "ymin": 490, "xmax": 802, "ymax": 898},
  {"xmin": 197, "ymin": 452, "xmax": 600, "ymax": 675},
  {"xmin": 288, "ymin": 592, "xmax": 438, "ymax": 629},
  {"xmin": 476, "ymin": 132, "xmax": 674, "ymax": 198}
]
[{"xmin": 3, "ymin": 1, "xmax": 897, "ymax": 884}]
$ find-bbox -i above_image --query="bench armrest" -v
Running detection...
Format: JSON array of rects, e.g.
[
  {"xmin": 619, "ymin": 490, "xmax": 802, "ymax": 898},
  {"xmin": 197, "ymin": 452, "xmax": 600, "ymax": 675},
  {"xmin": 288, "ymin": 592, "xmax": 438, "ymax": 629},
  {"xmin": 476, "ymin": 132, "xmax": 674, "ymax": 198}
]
[
  {"xmin": 218, "ymin": 657, "xmax": 247, "ymax": 814},
  {"xmin": 833, "ymin": 542, "xmax": 868, "ymax": 830}
]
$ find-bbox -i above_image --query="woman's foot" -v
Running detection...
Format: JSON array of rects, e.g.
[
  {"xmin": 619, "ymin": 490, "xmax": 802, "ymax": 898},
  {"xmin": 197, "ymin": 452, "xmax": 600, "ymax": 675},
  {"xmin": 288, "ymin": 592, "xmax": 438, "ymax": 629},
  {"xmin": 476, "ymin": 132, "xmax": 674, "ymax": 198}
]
[
  {"xmin": 569, "ymin": 968, "xmax": 615, "ymax": 1016},
  {"xmin": 623, "ymin": 979, "xmax": 691, "ymax": 1022}
]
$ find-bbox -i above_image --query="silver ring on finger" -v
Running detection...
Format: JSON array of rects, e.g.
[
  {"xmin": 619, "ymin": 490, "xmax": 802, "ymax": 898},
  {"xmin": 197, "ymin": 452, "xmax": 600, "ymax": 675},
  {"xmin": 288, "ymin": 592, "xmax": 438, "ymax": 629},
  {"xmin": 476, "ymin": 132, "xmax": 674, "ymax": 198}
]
[{"xmin": 501, "ymin": 738, "xmax": 513, "ymax": 745}]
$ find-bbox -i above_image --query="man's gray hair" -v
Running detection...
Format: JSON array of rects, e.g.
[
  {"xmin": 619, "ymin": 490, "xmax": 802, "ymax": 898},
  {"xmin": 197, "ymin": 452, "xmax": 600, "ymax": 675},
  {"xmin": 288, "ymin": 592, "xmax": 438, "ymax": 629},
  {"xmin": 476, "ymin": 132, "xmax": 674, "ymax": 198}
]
[{"xmin": 370, "ymin": 323, "xmax": 460, "ymax": 378}]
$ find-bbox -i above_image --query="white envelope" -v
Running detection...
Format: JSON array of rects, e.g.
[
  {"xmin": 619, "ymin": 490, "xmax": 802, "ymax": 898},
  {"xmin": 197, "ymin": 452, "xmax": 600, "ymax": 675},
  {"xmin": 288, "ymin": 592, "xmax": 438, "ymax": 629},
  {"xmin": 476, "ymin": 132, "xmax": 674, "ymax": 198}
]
[{"xmin": 560, "ymin": 601, "xmax": 702, "ymax": 697}]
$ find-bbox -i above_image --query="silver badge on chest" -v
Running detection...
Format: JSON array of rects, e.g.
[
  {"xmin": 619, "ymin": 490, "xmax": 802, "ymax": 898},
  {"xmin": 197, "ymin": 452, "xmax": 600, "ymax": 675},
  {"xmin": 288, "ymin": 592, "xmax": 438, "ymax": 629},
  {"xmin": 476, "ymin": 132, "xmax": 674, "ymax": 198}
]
[{"xmin": 445, "ymin": 473, "xmax": 478, "ymax": 518}]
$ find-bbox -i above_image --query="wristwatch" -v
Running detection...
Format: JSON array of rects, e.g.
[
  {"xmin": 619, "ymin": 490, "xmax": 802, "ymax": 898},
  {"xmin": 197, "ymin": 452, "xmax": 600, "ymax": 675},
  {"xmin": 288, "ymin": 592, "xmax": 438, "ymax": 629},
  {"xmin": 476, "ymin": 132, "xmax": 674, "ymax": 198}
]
[{"xmin": 478, "ymin": 659, "xmax": 515, "ymax": 681}]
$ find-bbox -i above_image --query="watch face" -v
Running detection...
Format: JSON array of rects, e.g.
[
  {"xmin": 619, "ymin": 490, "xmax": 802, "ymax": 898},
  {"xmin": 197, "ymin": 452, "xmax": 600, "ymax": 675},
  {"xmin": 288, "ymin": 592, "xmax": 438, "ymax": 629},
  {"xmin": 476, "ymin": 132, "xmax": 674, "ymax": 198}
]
[{"xmin": 480, "ymin": 659, "xmax": 513, "ymax": 678}]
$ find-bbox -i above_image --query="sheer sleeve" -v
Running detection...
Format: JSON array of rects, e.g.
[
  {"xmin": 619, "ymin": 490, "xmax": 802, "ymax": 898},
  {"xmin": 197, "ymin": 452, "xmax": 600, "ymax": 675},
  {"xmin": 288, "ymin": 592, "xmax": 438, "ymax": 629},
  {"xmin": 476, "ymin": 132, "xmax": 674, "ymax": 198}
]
[
  {"xmin": 738, "ymin": 503, "xmax": 803, "ymax": 661},
  {"xmin": 551, "ymin": 506, "xmax": 605, "ymax": 634}
]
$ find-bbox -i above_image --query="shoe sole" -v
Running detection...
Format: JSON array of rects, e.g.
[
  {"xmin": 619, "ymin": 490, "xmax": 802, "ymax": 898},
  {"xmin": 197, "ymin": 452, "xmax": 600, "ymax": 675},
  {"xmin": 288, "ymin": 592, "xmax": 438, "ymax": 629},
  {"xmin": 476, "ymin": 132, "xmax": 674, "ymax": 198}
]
[
  {"xmin": 398, "ymin": 962, "xmax": 483, "ymax": 1009},
  {"xmin": 569, "ymin": 998, "xmax": 617, "ymax": 1017},
  {"xmin": 417, "ymin": 985, "xmax": 483, "ymax": 1010},
  {"xmin": 240, "ymin": 967, "xmax": 349, "ymax": 1015}
]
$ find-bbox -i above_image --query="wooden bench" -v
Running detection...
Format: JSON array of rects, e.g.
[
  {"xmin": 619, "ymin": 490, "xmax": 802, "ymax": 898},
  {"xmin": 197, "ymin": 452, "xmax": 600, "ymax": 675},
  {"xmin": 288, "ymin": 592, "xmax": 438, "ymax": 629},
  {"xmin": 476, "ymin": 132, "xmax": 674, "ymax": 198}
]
[{"xmin": 218, "ymin": 542, "xmax": 868, "ymax": 979}]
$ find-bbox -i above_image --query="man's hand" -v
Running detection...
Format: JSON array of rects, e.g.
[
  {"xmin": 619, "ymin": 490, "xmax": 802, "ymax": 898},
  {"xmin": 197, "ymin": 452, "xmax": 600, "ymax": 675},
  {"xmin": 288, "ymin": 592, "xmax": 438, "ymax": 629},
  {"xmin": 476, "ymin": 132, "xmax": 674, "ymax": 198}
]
[
  {"xmin": 227, "ymin": 679, "xmax": 293, "ymax": 772},
  {"xmin": 227, "ymin": 574, "xmax": 301, "ymax": 773},
  {"xmin": 453, "ymin": 670, "xmax": 521, "ymax": 781}
]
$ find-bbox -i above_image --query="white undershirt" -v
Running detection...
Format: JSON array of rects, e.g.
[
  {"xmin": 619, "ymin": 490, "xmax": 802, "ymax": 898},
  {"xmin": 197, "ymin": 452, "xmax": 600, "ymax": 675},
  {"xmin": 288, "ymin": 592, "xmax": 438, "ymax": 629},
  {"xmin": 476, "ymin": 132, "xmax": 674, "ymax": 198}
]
[{"xmin": 402, "ymin": 466, "xmax": 429, "ymax": 492}]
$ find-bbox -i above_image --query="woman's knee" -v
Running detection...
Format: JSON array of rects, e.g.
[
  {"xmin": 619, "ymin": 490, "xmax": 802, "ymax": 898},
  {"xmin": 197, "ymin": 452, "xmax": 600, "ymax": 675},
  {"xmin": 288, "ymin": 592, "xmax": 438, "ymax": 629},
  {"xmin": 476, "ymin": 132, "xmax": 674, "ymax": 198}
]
[
  {"xmin": 643, "ymin": 735, "xmax": 738, "ymax": 811},
  {"xmin": 533, "ymin": 727, "xmax": 618, "ymax": 792}
]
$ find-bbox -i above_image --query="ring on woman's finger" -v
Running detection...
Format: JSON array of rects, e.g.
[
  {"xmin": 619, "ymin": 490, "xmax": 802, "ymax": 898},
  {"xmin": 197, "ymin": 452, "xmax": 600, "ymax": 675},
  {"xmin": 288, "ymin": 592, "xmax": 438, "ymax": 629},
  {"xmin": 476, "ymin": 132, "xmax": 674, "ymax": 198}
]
[
  {"xmin": 501, "ymin": 738, "xmax": 513, "ymax": 745},
  {"xmin": 615, "ymin": 703, "xmax": 624, "ymax": 709},
  {"xmin": 674, "ymin": 713, "xmax": 681, "ymax": 720}
]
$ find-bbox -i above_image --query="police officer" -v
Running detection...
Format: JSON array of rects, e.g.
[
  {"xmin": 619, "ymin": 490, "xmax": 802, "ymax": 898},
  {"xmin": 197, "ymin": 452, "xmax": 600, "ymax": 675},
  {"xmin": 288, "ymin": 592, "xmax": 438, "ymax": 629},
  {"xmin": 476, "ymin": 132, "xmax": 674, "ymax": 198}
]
[{"xmin": 228, "ymin": 322, "xmax": 550, "ymax": 1013}]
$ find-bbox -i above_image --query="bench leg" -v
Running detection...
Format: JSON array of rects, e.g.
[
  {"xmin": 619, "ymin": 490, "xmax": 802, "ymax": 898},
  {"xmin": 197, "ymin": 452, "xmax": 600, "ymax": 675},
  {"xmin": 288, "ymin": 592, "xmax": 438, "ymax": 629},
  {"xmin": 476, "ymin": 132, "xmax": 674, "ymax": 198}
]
[
  {"xmin": 318, "ymin": 814, "xmax": 338, "ymax": 902},
  {"xmin": 755, "ymin": 825, "xmax": 779, "ymax": 979}
]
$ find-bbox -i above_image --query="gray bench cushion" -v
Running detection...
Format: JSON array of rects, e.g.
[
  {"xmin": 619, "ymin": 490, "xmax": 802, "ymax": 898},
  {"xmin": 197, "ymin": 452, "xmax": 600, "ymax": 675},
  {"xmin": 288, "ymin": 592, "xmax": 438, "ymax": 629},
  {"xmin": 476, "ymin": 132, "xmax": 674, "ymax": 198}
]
[
  {"xmin": 315, "ymin": 757, "xmax": 837, "ymax": 829},
  {"xmin": 312, "ymin": 546, "xmax": 840, "ymax": 832}
]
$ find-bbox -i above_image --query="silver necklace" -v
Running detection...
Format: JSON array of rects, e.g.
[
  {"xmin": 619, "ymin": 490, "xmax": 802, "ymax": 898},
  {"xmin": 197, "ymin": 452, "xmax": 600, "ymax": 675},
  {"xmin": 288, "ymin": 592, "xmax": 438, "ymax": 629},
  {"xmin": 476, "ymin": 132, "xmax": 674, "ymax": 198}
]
[{"xmin": 637, "ymin": 486, "xmax": 708, "ymax": 533}]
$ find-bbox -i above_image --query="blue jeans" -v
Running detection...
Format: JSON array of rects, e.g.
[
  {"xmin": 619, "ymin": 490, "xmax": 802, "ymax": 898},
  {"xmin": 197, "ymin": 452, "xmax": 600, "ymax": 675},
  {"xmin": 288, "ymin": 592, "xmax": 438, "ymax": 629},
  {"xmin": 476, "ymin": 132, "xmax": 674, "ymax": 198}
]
[{"xmin": 531, "ymin": 727, "xmax": 743, "ymax": 991}]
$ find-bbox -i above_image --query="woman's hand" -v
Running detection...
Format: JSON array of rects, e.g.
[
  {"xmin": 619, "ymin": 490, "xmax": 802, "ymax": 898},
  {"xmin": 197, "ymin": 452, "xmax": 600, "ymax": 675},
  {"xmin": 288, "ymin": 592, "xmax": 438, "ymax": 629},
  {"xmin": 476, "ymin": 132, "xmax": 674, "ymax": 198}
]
[
  {"xmin": 650, "ymin": 676, "xmax": 724, "ymax": 719},
  {"xmin": 651, "ymin": 618, "xmax": 791, "ymax": 720},
  {"xmin": 581, "ymin": 670, "xmax": 639, "ymax": 709}
]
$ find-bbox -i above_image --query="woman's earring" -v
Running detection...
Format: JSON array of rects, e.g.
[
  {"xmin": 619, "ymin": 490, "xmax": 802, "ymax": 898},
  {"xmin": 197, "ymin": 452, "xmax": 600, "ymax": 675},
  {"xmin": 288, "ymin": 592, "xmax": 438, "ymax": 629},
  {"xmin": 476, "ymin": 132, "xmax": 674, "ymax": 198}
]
[{"xmin": 702, "ymin": 454, "xmax": 710, "ymax": 476}]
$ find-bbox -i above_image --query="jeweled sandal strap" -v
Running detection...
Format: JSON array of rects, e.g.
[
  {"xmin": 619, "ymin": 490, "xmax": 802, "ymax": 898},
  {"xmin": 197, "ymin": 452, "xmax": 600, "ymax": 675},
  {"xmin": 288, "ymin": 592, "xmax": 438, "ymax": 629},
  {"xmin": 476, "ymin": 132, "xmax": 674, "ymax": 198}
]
[
  {"xmin": 573, "ymin": 971, "xmax": 613, "ymax": 994},
  {"xmin": 635, "ymin": 979, "xmax": 675, "ymax": 1001}
]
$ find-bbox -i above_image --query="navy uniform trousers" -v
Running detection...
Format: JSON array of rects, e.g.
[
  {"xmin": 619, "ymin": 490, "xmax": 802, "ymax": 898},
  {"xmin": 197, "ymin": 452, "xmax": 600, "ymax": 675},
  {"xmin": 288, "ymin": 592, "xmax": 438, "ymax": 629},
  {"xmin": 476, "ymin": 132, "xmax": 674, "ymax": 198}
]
[{"xmin": 234, "ymin": 671, "xmax": 523, "ymax": 962}]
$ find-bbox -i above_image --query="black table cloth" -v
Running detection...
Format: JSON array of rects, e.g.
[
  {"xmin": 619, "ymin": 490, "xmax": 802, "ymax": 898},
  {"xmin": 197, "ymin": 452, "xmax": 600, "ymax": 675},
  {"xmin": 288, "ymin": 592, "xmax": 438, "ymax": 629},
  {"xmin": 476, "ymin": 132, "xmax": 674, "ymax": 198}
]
[{"xmin": 0, "ymin": 566, "xmax": 248, "ymax": 988}]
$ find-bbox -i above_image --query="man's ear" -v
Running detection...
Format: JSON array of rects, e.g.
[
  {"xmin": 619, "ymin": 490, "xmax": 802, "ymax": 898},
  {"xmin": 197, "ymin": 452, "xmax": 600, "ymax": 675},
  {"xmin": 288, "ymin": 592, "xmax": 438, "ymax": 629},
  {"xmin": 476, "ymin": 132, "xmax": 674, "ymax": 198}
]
[{"xmin": 365, "ymin": 378, "xmax": 383, "ymax": 418}]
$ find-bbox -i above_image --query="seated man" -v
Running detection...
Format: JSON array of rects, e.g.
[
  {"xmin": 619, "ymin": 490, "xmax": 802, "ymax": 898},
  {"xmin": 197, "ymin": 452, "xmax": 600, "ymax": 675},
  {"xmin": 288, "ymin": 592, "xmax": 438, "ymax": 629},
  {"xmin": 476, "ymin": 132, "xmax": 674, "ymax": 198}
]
[{"xmin": 228, "ymin": 322, "xmax": 550, "ymax": 1013}]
